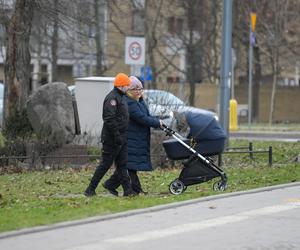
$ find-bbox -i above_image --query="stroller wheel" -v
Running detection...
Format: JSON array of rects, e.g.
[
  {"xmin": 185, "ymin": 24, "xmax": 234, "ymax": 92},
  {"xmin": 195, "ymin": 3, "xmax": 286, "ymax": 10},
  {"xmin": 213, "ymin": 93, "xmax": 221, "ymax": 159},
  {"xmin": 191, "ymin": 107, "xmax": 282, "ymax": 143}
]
[
  {"xmin": 213, "ymin": 180, "xmax": 227, "ymax": 191},
  {"xmin": 169, "ymin": 179, "xmax": 186, "ymax": 195}
]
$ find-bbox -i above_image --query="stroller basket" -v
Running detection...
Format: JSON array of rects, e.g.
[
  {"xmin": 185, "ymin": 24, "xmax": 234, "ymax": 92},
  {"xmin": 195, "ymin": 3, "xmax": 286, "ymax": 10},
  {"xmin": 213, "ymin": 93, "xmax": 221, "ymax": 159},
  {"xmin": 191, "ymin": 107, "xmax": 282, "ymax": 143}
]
[
  {"xmin": 163, "ymin": 137, "xmax": 226, "ymax": 160},
  {"xmin": 161, "ymin": 125, "xmax": 227, "ymax": 195}
]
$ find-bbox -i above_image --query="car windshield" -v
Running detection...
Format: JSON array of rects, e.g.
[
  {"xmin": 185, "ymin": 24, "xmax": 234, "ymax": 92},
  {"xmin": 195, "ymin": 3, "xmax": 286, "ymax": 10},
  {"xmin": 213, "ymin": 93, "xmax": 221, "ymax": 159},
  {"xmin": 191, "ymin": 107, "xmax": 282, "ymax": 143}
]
[{"xmin": 144, "ymin": 90, "xmax": 184, "ymax": 106}]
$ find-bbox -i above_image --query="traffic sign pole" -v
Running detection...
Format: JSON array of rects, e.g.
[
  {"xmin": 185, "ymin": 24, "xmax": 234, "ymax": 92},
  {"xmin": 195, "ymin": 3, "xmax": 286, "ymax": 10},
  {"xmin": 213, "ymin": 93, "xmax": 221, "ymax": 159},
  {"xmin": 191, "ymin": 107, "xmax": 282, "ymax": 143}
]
[{"xmin": 248, "ymin": 12, "xmax": 257, "ymax": 128}]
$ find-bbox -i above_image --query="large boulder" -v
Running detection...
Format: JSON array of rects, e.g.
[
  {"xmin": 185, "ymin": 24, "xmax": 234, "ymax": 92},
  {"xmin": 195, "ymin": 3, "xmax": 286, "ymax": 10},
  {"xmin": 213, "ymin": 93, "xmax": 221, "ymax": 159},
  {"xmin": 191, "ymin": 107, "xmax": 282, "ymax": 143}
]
[{"xmin": 26, "ymin": 82, "xmax": 75, "ymax": 145}]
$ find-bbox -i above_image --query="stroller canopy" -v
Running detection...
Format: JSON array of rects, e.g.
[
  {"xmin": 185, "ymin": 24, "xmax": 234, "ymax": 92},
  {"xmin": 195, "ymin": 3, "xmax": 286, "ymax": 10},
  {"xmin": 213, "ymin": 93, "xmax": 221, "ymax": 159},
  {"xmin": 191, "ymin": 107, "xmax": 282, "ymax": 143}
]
[
  {"xmin": 185, "ymin": 111, "xmax": 226, "ymax": 141},
  {"xmin": 163, "ymin": 111, "xmax": 227, "ymax": 160}
]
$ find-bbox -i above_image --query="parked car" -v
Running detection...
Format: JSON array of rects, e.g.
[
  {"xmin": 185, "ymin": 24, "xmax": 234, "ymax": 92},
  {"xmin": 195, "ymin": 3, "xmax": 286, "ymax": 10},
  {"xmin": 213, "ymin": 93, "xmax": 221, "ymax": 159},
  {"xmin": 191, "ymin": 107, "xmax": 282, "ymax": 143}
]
[
  {"xmin": 68, "ymin": 85, "xmax": 75, "ymax": 96},
  {"xmin": 68, "ymin": 85, "xmax": 218, "ymax": 128},
  {"xmin": 143, "ymin": 89, "xmax": 218, "ymax": 127}
]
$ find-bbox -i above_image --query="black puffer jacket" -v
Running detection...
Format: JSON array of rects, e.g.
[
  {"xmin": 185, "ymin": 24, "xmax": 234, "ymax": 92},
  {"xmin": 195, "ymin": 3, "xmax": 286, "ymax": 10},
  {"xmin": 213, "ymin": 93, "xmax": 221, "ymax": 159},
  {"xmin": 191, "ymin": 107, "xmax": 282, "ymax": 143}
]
[{"xmin": 100, "ymin": 87, "xmax": 129, "ymax": 145}]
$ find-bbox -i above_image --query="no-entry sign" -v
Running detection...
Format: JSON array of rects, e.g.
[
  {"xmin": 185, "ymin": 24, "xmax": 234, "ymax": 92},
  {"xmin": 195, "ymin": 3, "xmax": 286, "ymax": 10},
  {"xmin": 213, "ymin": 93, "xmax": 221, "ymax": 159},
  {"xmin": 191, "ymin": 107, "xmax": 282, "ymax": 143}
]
[{"xmin": 125, "ymin": 36, "xmax": 145, "ymax": 65}]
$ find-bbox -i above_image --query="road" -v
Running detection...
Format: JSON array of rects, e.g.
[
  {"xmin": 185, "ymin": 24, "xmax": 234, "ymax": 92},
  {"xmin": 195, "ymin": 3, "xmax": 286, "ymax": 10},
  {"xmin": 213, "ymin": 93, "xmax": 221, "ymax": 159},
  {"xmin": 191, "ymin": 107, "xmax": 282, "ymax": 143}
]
[
  {"xmin": 1, "ymin": 183, "xmax": 300, "ymax": 250},
  {"xmin": 230, "ymin": 131, "xmax": 300, "ymax": 142}
]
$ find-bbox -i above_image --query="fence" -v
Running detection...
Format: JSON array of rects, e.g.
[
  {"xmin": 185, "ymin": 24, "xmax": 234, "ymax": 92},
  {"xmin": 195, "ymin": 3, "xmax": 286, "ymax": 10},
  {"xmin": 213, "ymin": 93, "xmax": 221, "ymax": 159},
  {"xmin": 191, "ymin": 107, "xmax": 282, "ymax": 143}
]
[
  {"xmin": 0, "ymin": 142, "xmax": 273, "ymax": 170},
  {"xmin": 218, "ymin": 142, "xmax": 273, "ymax": 166}
]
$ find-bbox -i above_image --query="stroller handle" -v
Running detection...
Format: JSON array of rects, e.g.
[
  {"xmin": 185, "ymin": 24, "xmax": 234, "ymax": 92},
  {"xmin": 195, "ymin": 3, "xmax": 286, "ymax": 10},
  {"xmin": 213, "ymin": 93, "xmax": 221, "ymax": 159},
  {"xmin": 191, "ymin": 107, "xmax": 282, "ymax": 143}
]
[{"xmin": 161, "ymin": 124, "xmax": 175, "ymax": 136}]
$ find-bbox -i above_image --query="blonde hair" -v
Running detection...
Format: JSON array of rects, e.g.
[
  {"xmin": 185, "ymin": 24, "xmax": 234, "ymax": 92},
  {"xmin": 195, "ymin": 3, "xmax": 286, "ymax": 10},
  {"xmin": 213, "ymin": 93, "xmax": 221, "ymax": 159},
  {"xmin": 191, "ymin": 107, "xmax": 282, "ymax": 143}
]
[{"xmin": 126, "ymin": 90, "xmax": 139, "ymax": 101}]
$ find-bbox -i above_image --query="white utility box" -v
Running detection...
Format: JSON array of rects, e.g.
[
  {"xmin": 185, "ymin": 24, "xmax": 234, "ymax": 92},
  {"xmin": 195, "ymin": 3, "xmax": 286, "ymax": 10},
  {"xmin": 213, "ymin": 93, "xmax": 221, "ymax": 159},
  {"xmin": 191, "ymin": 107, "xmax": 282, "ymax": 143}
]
[{"xmin": 75, "ymin": 76, "xmax": 114, "ymax": 137}]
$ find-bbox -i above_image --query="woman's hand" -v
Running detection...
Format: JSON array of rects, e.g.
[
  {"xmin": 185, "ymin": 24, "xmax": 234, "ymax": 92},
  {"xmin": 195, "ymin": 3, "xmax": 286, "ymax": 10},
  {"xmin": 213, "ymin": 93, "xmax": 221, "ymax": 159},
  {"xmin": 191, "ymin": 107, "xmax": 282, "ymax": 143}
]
[{"xmin": 159, "ymin": 119, "xmax": 165, "ymax": 128}]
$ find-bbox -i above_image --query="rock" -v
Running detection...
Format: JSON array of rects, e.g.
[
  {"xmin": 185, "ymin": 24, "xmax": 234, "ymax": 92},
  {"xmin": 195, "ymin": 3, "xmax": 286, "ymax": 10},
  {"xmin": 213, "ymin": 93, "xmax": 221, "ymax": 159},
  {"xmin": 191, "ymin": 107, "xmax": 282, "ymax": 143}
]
[{"xmin": 26, "ymin": 82, "xmax": 75, "ymax": 145}]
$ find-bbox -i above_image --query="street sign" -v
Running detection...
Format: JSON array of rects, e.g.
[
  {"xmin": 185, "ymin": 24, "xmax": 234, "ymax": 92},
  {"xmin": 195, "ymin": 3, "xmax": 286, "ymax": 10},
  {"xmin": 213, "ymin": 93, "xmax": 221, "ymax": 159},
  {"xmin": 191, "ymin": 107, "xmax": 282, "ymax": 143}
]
[
  {"xmin": 251, "ymin": 12, "xmax": 257, "ymax": 32},
  {"xmin": 125, "ymin": 37, "xmax": 145, "ymax": 65},
  {"xmin": 140, "ymin": 66, "xmax": 152, "ymax": 81}
]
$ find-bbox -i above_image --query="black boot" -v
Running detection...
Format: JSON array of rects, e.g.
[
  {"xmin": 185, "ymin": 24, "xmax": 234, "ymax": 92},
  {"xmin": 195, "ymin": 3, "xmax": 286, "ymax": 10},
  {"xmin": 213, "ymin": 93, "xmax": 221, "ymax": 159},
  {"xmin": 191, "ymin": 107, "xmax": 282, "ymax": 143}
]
[
  {"xmin": 84, "ymin": 185, "xmax": 96, "ymax": 197},
  {"xmin": 117, "ymin": 168, "xmax": 137, "ymax": 197},
  {"xmin": 102, "ymin": 183, "xmax": 118, "ymax": 196},
  {"xmin": 122, "ymin": 181, "xmax": 137, "ymax": 197},
  {"xmin": 123, "ymin": 189, "xmax": 138, "ymax": 197}
]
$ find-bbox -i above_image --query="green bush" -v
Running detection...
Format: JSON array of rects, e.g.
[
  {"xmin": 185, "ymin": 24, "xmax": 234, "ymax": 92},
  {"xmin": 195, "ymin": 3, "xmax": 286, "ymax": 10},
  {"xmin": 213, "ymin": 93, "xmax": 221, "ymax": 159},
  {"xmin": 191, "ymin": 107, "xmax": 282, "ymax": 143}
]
[
  {"xmin": 87, "ymin": 146, "xmax": 101, "ymax": 163},
  {"xmin": 2, "ymin": 108, "xmax": 33, "ymax": 140},
  {"xmin": 0, "ymin": 133, "xmax": 5, "ymax": 148}
]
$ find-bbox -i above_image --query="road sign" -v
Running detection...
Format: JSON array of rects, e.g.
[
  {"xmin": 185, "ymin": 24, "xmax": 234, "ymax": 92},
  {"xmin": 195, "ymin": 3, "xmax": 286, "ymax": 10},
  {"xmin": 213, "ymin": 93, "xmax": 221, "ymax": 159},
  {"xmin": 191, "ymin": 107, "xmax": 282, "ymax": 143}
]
[
  {"xmin": 140, "ymin": 66, "xmax": 152, "ymax": 81},
  {"xmin": 125, "ymin": 37, "xmax": 145, "ymax": 65},
  {"xmin": 251, "ymin": 12, "xmax": 257, "ymax": 32}
]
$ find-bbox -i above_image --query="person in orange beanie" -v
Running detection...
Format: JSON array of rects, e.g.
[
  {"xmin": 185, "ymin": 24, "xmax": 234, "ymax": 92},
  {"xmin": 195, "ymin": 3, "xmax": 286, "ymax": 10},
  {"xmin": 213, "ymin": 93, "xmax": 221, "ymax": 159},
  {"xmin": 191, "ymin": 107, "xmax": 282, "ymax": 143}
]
[
  {"xmin": 84, "ymin": 73, "xmax": 136, "ymax": 197},
  {"xmin": 103, "ymin": 76, "xmax": 164, "ymax": 195}
]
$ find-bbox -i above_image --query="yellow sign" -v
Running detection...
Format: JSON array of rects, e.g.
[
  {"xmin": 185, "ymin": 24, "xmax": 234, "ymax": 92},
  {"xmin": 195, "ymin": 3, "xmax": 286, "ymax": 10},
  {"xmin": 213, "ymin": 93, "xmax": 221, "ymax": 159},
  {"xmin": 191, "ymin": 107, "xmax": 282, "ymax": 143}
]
[{"xmin": 251, "ymin": 12, "xmax": 257, "ymax": 32}]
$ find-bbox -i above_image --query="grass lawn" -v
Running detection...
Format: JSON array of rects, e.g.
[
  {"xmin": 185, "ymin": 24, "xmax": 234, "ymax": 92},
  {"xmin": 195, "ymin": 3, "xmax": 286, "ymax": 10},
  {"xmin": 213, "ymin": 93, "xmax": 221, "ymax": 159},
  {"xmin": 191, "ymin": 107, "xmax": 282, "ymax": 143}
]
[{"xmin": 0, "ymin": 140, "xmax": 299, "ymax": 233}]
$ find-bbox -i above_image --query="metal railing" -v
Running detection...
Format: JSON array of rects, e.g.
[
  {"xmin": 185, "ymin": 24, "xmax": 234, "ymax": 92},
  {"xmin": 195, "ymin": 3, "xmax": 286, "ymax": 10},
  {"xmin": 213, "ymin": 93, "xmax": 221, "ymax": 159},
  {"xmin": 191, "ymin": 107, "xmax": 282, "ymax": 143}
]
[{"xmin": 218, "ymin": 142, "xmax": 273, "ymax": 166}]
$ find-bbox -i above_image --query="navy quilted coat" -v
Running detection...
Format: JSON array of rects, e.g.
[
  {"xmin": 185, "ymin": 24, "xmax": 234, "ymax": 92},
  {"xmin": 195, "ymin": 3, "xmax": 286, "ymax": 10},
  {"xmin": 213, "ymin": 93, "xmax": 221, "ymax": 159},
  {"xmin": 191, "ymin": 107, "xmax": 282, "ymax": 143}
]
[{"xmin": 126, "ymin": 96, "xmax": 160, "ymax": 171}]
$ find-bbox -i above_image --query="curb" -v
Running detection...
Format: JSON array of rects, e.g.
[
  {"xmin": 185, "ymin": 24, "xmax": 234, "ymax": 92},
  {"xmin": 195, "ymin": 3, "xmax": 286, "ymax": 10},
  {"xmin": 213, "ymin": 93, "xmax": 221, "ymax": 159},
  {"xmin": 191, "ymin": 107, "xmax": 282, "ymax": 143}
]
[{"xmin": 1, "ymin": 181, "xmax": 300, "ymax": 240}]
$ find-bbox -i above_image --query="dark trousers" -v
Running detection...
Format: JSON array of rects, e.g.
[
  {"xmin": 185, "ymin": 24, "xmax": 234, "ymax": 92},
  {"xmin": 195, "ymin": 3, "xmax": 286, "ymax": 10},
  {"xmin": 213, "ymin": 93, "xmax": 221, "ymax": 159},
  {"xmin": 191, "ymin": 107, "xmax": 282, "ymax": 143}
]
[
  {"xmin": 105, "ymin": 169, "xmax": 143, "ymax": 193},
  {"xmin": 88, "ymin": 142, "xmax": 132, "ymax": 192}
]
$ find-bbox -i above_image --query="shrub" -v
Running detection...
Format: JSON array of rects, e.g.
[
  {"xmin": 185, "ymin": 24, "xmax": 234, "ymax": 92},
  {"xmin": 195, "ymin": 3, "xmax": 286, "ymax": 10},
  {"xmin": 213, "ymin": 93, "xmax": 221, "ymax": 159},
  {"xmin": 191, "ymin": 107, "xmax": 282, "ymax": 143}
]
[{"xmin": 2, "ymin": 107, "xmax": 33, "ymax": 140}]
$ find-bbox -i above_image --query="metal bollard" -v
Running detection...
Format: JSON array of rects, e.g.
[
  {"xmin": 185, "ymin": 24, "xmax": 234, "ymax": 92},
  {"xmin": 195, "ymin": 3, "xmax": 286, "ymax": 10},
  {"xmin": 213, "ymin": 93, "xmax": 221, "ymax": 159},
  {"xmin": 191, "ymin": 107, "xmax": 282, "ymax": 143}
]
[
  {"xmin": 268, "ymin": 146, "xmax": 273, "ymax": 166},
  {"xmin": 229, "ymin": 99, "xmax": 238, "ymax": 131},
  {"xmin": 249, "ymin": 142, "xmax": 254, "ymax": 160}
]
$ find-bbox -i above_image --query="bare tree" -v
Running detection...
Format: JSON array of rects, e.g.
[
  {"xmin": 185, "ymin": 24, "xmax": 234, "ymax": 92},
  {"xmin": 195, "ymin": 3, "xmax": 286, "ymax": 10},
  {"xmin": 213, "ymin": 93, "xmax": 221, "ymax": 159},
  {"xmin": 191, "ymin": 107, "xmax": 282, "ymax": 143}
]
[
  {"xmin": 202, "ymin": 0, "xmax": 222, "ymax": 85},
  {"xmin": 233, "ymin": 0, "xmax": 300, "ymax": 123},
  {"xmin": 108, "ymin": 0, "xmax": 168, "ymax": 87},
  {"xmin": 172, "ymin": 0, "xmax": 219, "ymax": 105},
  {"xmin": 2, "ymin": 0, "xmax": 36, "ymax": 123},
  {"xmin": 257, "ymin": 0, "xmax": 300, "ymax": 124},
  {"xmin": 143, "ymin": 0, "xmax": 164, "ymax": 88}
]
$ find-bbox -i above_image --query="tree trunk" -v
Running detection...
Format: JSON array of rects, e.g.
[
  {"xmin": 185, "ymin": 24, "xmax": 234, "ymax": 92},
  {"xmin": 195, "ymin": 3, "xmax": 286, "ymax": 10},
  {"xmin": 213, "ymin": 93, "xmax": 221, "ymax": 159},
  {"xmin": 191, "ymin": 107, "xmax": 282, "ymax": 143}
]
[
  {"xmin": 269, "ymin": 54, "xmax": 278, "ymax": 125},
  {"xmin": 144, "ymin": 0, "xmax": 158, "ymax": 89},
  {"xmin": 4, "ymin": 0, "xmax": 34, "ymax": 123},
  {"xmin": 51, "ymin": 0, "xmax": 59, "ymax": 82},
  {"xmin": 94, "ymin": 0, "xmax": 103, "ymax": 76},
  {"xmin": 186, "ymin": 1, "xmax": 196, "ymax": 106}
]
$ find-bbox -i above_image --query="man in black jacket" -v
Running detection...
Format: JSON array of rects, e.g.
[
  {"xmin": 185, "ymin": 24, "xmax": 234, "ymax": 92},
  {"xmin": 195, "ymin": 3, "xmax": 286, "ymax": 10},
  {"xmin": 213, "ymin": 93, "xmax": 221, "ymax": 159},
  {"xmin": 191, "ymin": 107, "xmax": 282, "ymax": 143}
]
[{"xmin": 84, "ymin": 73, "xmax": 136, "ymax": 197}]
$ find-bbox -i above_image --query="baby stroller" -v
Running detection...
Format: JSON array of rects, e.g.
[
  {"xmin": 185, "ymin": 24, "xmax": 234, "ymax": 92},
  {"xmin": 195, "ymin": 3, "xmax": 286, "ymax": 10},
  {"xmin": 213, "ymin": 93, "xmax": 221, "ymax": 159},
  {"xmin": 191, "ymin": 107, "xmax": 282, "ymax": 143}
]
[{"xmin": 162, "ymin": 121, "xmax": 228, "ymax": 195}]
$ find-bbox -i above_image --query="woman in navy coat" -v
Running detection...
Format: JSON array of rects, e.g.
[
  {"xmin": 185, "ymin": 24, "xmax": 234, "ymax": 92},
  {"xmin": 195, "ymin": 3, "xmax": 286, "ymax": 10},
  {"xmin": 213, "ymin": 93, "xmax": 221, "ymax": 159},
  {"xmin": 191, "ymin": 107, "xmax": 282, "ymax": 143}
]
[{"xmin": 103, "ymin": 76, "xmax": 162, "ymax": 195}]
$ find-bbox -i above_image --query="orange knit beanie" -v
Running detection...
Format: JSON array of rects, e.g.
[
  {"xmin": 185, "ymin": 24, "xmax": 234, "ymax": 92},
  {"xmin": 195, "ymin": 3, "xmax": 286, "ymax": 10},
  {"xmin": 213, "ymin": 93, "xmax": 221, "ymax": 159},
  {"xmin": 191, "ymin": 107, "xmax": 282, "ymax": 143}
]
[{"xmin": 114, "ymin": 73, "xmax": 131, "ymax": 87}]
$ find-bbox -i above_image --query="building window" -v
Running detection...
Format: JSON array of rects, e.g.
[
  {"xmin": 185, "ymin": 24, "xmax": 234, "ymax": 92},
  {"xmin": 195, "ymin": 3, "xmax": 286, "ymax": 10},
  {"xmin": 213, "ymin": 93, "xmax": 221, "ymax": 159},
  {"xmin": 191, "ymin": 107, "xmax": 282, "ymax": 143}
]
[{"xmin": 167, "ymin": 17, "xmax": 183, "ymax": 35}]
